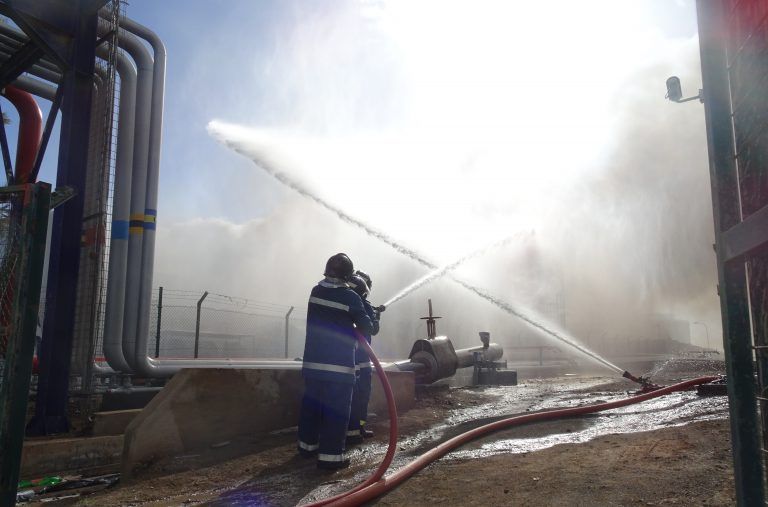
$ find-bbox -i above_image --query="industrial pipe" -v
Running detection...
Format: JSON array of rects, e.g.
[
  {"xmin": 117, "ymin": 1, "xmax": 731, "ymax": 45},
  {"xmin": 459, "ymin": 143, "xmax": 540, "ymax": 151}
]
[
  {"xmin": 101, "ymin": 46, "xmax": 139, "ymax": 374},
  {"xmin": 455, "ymin": 343, "xmax": 503, "ymax": 368},
  {"xmin": 313, "ymin": 375, "xmax": 720, "ymax": 506},
  {"xmin": 11, "ymin": 76, "xmax": 56, "ymax": 102},
  {"xmin": 1, "ymin": 85, "xmax": 42, "ymax": 184},
  {"xmin": 111, "ymin": 28, "xmax": 154, "ymax": 373},
  {"xmin": 118, "ymin": 18, "xmax": 171, "ymax": 377},
  {"xmin": 0, "ymin": 24, "xmax": 141, "ymax": 375}
]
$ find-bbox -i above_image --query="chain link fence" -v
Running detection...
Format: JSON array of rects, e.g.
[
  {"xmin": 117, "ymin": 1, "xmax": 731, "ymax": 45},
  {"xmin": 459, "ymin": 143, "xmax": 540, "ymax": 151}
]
[
  {"xmin": 148, "ymin": 288, "xmax": 308, "ymax": 360},
  {"xmin": 0, "ymin": 183, "xmax": 50, "ymax": 501},
  {"xmin": 0, "ymin": 190, "xmax": 22, "ymax": 363}
]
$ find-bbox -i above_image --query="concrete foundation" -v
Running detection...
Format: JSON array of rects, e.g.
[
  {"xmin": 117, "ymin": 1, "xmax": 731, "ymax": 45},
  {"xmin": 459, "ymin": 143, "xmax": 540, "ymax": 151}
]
[
  {"xmin": 92, "ymin": 409, "xmax": 142, "ymax": 436},
  {"xmin": 21, "ymin": 436, "xmax": 123, "ymax": 477},
  {"xmin": 122, "ymin": 368, "xmax": 414, "ymax": 480}
]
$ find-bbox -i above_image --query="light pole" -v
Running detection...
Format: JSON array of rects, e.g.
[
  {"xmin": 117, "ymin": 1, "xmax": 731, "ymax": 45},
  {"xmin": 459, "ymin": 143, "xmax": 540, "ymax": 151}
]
[{"xmin": 693, "ymin": 321, "xmax": 710, "ymax": 353}]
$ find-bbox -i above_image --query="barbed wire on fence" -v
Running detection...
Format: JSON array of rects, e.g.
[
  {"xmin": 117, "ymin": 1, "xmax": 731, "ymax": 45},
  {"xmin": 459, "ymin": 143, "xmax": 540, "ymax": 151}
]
[{"xmin": 149, "ymin": 287, "xmax": 307, "ymax": 360}]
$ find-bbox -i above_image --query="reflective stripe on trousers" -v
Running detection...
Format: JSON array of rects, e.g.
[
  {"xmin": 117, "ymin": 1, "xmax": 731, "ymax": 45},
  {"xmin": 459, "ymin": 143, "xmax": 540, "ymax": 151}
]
[
  {"xmin": 298, "ymin": 441, "xmax": 319, "ymax": 451},
  {"xmin": 318, "ymin": 453, "xmax": 347, "ymax": 462}
]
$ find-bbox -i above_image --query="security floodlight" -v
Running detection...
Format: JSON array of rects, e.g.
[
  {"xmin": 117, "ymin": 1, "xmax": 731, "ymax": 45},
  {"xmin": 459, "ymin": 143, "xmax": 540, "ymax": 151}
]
[
  {"xmin": 666, "ymin": 76, "xmax": 683, "ymax": 101},
  {"xmin": 665, "ymin": 76, "xmax": 703, "ymax": 103}
]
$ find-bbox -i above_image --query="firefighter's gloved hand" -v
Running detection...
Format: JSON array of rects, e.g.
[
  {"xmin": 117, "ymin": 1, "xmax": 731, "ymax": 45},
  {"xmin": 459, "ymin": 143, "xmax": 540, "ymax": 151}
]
[{"xmin": 376, "ymin": 305, "xmax": 386, "ymax": 313}]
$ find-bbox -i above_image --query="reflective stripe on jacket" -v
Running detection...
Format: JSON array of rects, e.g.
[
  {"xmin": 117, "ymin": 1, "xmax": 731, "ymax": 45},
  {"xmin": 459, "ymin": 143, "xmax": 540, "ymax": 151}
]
[{"xmin": 302, "ymin": 280, "xmax": 374, "ymax": 384}]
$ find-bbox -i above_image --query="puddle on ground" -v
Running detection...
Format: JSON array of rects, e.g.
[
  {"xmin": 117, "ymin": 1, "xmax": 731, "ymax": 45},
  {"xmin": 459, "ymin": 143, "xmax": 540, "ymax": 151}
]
[
  {"xmin": 449, "ymin": 391, "xmax": 727, "ymax": 460},
  {"xmin": 211, "ymin": 376, "xmax": 727, "ymax": 506}
]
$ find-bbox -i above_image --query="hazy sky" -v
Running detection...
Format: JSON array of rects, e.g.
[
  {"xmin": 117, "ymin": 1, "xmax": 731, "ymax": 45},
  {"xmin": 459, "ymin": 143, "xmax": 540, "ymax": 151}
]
[
  {"xmin": 21, "ymin": 1, "xmax": 721, "ymax": 355},
  {"xmin": 115, "ymin": 0, "xmax": 700, "ymax": 225}
]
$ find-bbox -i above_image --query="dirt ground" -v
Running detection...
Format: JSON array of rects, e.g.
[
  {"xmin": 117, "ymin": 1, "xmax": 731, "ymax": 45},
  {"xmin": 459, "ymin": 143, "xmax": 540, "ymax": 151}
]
[{"xmin": 39, "ymin": 357, "xmax": 732, "ymax": 506}]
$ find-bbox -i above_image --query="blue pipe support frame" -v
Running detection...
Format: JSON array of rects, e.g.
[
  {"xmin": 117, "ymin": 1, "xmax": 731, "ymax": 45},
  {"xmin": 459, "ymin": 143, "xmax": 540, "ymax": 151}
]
[
  {"xmin": 696, "ymin": 0, "xmax": 766, "ymax": 504},
  {"xmin": 26, "ymin": 11, "xmax": 100, "ymax": 436}
]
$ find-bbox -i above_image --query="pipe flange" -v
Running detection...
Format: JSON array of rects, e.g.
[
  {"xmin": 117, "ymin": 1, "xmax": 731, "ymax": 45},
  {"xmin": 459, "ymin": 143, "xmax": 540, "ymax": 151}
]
[{"xmin": 410, "ymin": 350, "xmax": 439, "ymax": 384}]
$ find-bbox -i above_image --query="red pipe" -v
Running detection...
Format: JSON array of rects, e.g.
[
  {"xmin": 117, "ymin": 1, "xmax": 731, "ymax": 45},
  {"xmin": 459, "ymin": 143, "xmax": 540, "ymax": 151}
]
[
  {"xmin": 2, "ymin": 85, "xmax": 43, "ymax": 184},
  {"xmin": 319, "ymin": 375, "xmax": 719, "ymax": 507},
  {"xmin": 304, "ymin": 336, "xmax": 400, "ymax": 507}
]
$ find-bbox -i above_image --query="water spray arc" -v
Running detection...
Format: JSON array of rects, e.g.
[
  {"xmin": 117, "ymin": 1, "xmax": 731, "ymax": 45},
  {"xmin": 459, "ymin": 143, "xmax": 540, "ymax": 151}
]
[
  {"xmin": 382, "ymin": 233, "xmax": 527, "ymax": 307},
  {"xmin": 208, "ymin": 124, "xmax": 623, "ymax": 375}
]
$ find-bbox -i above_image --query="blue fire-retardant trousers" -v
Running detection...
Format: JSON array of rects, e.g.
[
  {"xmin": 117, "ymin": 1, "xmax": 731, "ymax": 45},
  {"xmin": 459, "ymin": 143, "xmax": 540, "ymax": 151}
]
[
  {"xmin": 348, "ymin": 367, "xmax": 372, "ymax": 435},
  {"xmin": 297, "ymin": 378, "xmax": 354, "ymax": 463}
]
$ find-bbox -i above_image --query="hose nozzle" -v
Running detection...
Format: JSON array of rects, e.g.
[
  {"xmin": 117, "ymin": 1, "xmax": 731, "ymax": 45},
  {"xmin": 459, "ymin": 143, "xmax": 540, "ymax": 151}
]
[
  {"xmin": 622, "ymin": 370, "xmax": 641, "ymax": 383},
  {"xmin": 622, "ymin": 370, "xmax": 663, "ymax": 393}
]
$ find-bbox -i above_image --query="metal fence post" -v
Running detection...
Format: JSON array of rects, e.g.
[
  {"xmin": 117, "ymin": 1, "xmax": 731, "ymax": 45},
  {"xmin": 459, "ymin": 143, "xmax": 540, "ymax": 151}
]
[
  {"xmin": 0, "ymin": 182, "xmax": 51, "ymax": 505},
  {"xmin": 697, "ymin": 0, "xmax": 766, "ymax": 502},
  {"xmin": 193, "ymin": 291, "xmax": 208, "ymax": 359},
  {"xmin": 154, "ymin": 286, "xmax": 163, "ymax": 358},
  {"xmin": 284, "ymin": 306, "xmax": 294, "ymax": 358}
]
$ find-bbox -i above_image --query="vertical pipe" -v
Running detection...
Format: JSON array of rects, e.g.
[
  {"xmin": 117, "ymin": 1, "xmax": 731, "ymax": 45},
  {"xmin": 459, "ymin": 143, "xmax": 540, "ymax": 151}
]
[
  {"xmin": 154, "ymin": 286, "xmax": 162, "ymax": 358},
  {"xmin": 101, "ymin": 49, "xmax": 137, "ymax": 373},
  {"xmin": 194, "ymin": 291, "xmax": 208, "ymax": 359},
  {"xmin": 697, "ymin": 0, "xmax": 765, "ymax": 503},
  {"xmin": 284, "ymin": 306, "xmax": 294, "ymax": 358},
  {"xmin": 115, "ymin": 31, "xmax": 153, "ymax": 372},
  {"xmin": 118, "ymin": 19, "xmax": 166, "ymax": 375}
]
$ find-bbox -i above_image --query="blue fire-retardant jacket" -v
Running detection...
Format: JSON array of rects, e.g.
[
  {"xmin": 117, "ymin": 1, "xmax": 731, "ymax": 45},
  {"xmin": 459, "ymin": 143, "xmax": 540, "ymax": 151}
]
[
  {"xmin": 302, "ymin": 278, "xmax": 374, "ymax": 384},
  {"xmin": 355, "ymin": 300, "xmax": 380, "ymax": 368}
]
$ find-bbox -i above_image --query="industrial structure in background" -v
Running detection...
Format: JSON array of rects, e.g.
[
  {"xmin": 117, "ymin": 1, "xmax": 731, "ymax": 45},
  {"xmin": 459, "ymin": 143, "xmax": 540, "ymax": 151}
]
[
  {"xmin": 695, "ymin": 0, "xmax": 768, "ymax": 504},
  {"xmin": 0, "ymin": 0, "xmax": 765, "ymax": 505}
]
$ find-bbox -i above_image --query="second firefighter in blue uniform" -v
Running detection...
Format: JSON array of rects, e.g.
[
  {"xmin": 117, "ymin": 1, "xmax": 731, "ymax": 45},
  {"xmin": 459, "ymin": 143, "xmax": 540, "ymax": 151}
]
[{"xmin": 347, "ymin": 270, "xmax": 383, "ymax": 442}]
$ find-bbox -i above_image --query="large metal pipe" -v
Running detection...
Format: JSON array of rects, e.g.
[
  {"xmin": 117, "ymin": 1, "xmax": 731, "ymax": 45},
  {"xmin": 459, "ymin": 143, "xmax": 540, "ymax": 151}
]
[
  {"xmin": 0, "ymin": 25, "xmax": 135, "ymax": 374},
  {"xmin": 110, "ymin": 29, "xmax": 153, "ymax": 373},
  {"xmin": 392, "ymin": 342, "xmax": 504, "ymax": 384},
  {"xmin": 109, "ymin": 17, "xmax": 295, "ymax": 376},
  {"xmin": 0, "ymin": 24, "xmax": 138, "ymax": 375},
  {"xmin": 0, "ymin": 26, "xmax": 62, "ymax": 84},
  {"xmin": 455, "ymin": 343, "xmax": 503, "ymax": 368},
  {"xmin": 98, "ymin": 48, "xmax": 138, "ymax": 373},
  {"xmin": 117, "ymin": 17, "xmax": 168, "ymax": 377},
  {"xmin": 1, "ymin": 86, "xmax": 43, "ymax": 183},
  {"xmin": 11, "ymin": 76, "xmax": 56, "ymax": 101}
]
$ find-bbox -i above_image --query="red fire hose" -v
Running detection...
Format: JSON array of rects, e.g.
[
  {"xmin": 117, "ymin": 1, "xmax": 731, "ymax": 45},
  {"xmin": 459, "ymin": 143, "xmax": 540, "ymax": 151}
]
[
  {"xmin": 306, "ymin": 361, "xmax": 719, "ymax": 507},
  {"xmin": 304, "ymin": 337, "xmax": 399, "ymax": 507}
]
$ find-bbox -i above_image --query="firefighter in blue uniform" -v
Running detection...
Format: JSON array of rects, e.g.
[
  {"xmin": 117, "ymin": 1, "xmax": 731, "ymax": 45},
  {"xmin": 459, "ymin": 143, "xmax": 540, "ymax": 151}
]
[
  {"xmin": 347, "ymin": 270, "xmax": 384, "ymax": 442},
  {"xmin": 297, "ymin": 253, "xmax": 374, "ymax": 470}
]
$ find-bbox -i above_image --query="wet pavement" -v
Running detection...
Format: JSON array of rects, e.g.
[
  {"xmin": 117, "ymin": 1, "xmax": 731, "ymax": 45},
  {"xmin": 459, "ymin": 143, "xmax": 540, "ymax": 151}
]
[{"xmin": 208, "ymin": 372, "xmax": 727, "ymax": 506}]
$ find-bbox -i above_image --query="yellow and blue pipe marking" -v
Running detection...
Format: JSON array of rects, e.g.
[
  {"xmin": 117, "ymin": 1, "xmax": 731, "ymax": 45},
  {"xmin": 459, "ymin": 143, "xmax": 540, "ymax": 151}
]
[{"xmin": 112, "ymin": 209, "xmax": 157, "ymax": 239}]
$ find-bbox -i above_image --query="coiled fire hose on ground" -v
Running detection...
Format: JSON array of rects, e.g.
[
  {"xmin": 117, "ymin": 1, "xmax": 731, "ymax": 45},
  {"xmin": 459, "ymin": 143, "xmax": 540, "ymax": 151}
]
[{"xmin": 305, "ymin": 340, "xmax": 719, "ymax": 507}]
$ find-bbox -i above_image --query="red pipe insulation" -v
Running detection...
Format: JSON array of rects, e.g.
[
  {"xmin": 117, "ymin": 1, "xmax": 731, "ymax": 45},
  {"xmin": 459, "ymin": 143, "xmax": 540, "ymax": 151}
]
[
  {"xmin": 2, "ymin": 85, "xmax": 43, "ymax": 184},
  {"xmin": 310, "ymin": 373, "xmax": 719, "ymax": 507}
]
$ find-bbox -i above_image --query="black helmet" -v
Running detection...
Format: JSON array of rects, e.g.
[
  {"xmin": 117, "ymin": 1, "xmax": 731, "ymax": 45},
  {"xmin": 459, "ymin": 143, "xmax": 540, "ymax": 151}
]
[
  {"xmin": 348, "ymin": 274, "xmax": 369, "ymax": 298},
  {"xmin": 324, "ymin": 253, "xmax": 354, "ymax": 280},
  {"xmin": 355, "ymin": 270, "xmax": 372, "ymax": 290}
]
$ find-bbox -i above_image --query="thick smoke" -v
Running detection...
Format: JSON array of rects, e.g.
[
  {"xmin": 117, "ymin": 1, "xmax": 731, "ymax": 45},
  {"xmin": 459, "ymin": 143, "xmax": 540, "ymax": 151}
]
[{"xmin": 154, "ymin": 2, "xmax": 720, "ymax": 363}]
